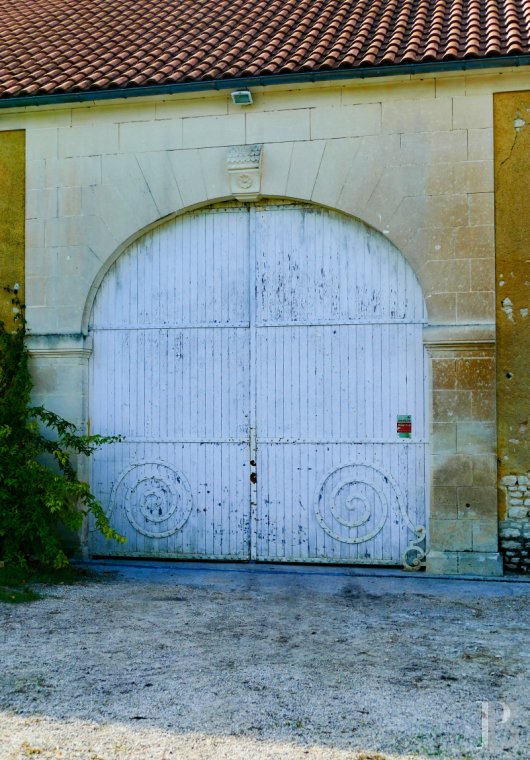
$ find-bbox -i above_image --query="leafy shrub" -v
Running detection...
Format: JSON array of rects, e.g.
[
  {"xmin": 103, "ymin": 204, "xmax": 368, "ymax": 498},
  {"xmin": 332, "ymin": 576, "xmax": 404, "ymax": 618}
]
[{"xmin": 0, "ymin": 288, "xmax": 124, "ymax": 568}]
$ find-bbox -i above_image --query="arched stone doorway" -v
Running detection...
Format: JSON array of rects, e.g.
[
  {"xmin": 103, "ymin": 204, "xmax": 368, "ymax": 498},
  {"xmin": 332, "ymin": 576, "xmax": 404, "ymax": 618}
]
[{"xmin": 88, "ymin": 201, "xmax": 427, "ymax": 567}]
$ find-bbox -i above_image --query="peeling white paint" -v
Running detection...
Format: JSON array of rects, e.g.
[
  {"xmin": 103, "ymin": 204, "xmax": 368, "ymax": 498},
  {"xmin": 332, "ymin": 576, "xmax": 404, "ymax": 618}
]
[
  {"xmin": 87, "ymin": 204, "xmax": 427, "ymax": 565},
  {"xmin": 514, "ymin": 116, "xmax": 526, "ymax": 131},
  {"xmin": 520, "ymin": 307, "xmax": 528, "ymax": 318}
]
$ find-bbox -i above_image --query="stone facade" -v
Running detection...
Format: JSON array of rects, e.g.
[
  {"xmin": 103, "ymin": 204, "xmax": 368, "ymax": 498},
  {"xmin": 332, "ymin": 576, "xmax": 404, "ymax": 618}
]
[{"xmin": 1, "ymin": 66, "xmax": 530, "ymax": 573}]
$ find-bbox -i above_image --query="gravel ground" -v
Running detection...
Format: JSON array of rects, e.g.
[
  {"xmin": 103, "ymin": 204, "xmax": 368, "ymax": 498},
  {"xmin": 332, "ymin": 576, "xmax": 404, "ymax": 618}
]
[{"xmin": 0, "ymin": 562, "xmax": 529, "ymax": 760}]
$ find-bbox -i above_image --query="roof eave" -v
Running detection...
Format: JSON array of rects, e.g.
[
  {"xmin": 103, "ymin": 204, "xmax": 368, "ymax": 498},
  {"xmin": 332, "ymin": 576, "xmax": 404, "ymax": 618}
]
[{"xmin": 1, "ymin": 55, "xmax": 530, "ymax": 109}]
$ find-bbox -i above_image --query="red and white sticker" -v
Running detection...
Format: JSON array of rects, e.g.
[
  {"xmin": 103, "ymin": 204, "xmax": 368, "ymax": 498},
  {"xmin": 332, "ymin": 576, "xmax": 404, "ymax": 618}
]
[{"xmin": 397, "ymin": 415, "xmax": 412, "ymax": 438}]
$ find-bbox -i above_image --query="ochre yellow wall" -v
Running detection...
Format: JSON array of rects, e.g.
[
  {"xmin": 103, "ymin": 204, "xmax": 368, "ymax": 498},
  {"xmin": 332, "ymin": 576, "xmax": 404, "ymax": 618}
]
[
  {"xmin": 494, "ymin": 92, "xmax": 530, "ymax": 514},
  {"xmin": 0, "ymin": 130, "xmax": 25, "ymax": 326}
]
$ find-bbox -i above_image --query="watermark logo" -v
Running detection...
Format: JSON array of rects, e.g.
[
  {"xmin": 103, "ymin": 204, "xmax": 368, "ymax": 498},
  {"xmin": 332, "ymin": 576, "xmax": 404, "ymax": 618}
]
[{"xmin": 480, "ymin": 701, "xmax": 520, "ymax": 751}]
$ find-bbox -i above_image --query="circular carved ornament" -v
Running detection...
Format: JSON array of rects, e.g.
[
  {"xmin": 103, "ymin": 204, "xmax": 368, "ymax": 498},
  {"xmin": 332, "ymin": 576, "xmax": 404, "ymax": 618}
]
[
  {"xmin": 314, "ymin": 462, "xmax": 404, "ymax": 544},
  {"xmin": 111, "ymin": 461, "xmax": 193, "ymax": 539},
  {"xmin": 236, "ymin": 173, "xmax": 253, "ymax": 189}
]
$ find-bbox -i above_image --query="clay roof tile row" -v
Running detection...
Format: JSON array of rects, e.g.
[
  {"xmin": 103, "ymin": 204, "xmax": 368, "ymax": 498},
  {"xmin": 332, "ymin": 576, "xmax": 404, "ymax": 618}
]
[{"xmin": 0, "ymin": 0, "xmax": 529, "ymax": 100}]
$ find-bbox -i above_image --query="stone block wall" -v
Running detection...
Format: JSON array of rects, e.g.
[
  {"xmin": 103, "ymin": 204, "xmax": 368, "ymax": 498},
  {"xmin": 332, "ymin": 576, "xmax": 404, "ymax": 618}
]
[
  {"xmin": 0, "ymin": 69, "xmax": 514, "ymax": 337},
  {"xmin": 425, "ymin": 336, "xmax": 501, "ymax": 575},
  {"xmin": 499, "ymin": 474, "xmax": 530, "ymax": 574}
]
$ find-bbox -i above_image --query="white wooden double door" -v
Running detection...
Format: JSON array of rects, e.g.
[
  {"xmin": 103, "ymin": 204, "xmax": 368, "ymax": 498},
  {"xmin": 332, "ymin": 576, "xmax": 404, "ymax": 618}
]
[{"xmin": 89, "ymin": 204, "xmax": 427, "ymax": 566}]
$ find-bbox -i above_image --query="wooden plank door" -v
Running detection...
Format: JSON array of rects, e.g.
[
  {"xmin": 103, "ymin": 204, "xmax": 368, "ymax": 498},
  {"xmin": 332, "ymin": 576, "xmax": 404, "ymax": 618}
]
[
  {"xmin": 89, "ymin": 202, "xmax": 427, "ymax": 567},
  {"xmin": 252, "ymin": 205, "xmax": 427, "ymax": 565},
  {"xmin": 89, "ymin": 207, "xmax": 252, "ymax": 558}
]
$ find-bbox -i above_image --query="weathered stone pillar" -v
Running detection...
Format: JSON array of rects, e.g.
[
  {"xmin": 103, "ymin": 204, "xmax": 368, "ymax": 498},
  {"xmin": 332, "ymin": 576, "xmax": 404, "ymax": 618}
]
[
  {"xmin": 27, "ymin": 335, "xmax": 91, "ymax": 425},
  {"xmin": 494, "ymin": 92, "xmax": 530, "ymax": 574},
  {"xmin": 26, "ymin": 334, "xmax": 93, "ymax": 556},
  {"xmin": 424, "ymin": 325, "xmax": 502, "ymax": 575}
]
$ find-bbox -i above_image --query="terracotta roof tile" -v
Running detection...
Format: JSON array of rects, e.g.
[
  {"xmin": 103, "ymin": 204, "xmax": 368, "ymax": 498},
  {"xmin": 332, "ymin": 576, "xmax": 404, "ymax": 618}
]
[{"xmin": 0, "ymin": 0, "xmax": 529, "ymax": 99}]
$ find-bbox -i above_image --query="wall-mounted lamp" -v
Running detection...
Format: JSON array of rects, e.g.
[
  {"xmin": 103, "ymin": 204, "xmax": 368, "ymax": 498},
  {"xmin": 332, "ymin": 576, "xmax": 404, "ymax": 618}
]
[{"xmin": 231, "ymin": 90, "xmax": 253, "ymax": 106}]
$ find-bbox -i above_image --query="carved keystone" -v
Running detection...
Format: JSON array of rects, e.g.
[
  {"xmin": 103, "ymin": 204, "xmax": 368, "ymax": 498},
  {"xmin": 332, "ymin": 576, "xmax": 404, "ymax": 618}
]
[{"xmin": 226, "ymin": 144, "xmax": 263, "ymax": 201}]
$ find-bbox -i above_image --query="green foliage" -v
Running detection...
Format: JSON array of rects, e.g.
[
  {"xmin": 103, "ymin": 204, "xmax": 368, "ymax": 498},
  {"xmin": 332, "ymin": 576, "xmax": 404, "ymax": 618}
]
[
  {"xmin": 0, "ymin": 584, "xmax": 42, "ymax": 603},
  {"xmin": 0, "ymin": 287, "xmax": 124, "ymax": 568},
  {"xmin": 0, "ymin": 563, "xmax": 101, "ymax": 603}
]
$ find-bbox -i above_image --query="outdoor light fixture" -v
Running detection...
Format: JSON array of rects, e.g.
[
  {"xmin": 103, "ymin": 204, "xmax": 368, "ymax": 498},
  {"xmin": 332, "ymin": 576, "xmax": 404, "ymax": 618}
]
[{"xmin": 231, "ymin": 90, "xmax": 253, "ymax": 106}]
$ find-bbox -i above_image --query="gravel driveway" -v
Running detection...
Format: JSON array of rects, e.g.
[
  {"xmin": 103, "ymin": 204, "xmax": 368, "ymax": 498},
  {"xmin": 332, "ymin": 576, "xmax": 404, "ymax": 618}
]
[{"xmin": 1, "ymin": 562, "xmax": 529, "ymax": 760}]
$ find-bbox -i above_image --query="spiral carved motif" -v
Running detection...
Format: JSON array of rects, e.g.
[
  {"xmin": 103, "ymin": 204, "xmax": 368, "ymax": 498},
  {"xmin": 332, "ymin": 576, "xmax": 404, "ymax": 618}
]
[
  {"xmin": 111, "ymin": 461, "xmax": 193, "ymax": 538},
  {"xmin": 314, "ymin": 463, "xmax": 401, "ymax": 544}
]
